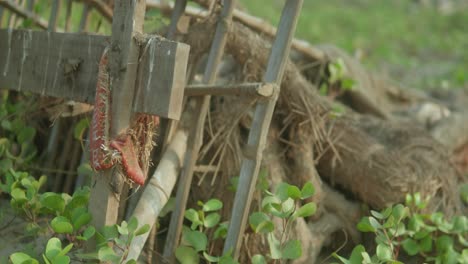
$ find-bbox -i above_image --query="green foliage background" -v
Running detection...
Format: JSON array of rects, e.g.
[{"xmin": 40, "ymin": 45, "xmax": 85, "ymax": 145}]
[{"xmin": 240, "ymin": 0, "xmax": 468, "ymax": 89}]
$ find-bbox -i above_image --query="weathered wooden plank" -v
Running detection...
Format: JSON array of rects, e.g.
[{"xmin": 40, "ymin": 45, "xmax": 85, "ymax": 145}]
[
  {"xmin": 223, "ymin": 0, "xmax": 304, "ymax": 258},
  {"xmin": 0, "ymin": 29, "xmax": 187, "ymax": 119},
  {"xmin": 134, "ymin": 35, "xmax": 189, "ymax": 120},
  {"xmin": 0, "ymin": 29, "xmax": 107, "ymax": 103},
  {"xmin": 88, "ymin": 0, "xmax": 147, "ymax": 231}
]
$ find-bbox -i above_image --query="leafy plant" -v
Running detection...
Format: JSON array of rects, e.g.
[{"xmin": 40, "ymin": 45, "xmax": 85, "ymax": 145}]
[
  {"xmin": 78, "ymin": 216, "xmax": 150, "ymax": 264},
  {"xmin": 334, "ymin": 193, "xmax": 468, "ymax": 264},
  {"xmin": 176, "ymin": 198, "xmax": 236, "ymax": 264},
  {"xmin": 249, "ymin": 181, "xmax": 316, "ymax": 263}
]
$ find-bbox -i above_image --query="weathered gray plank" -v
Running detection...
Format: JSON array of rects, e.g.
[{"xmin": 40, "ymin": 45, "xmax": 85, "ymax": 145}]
[
  {"xmin": 88, "ymin": 0, "xmax": 147, "ymax": 231},
  {"xmin": 0, "ymin": 29, "xmax": 187, "ymax": 119},
  {"xmin": 223, "ymin": 0, "xmax": 304, "ymax": 258},
  {"xmin": 134, "ymin": 35, "xmax": 189, "ymax": 120},
  {"xmin": 0, "ymin": 29, "xmax": 107, "ymax": 103}
]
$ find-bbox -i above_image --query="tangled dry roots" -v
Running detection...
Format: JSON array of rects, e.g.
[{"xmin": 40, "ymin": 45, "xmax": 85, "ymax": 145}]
[{"xmin": 179, "ymin": 15, "xmax": 464, "ymax": 262}]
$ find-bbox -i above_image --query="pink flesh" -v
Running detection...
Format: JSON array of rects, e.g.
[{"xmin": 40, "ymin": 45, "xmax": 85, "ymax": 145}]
[{"xmin": 110, "ymin": 135, "xmax": 145, "ymax": 185}]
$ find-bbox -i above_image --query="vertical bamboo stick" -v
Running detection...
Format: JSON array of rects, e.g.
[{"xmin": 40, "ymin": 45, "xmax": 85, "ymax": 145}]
[
  {"xmin": 223, "ymin": 0, "xmax": 304, "ymax": 258},
  {"xmin": 163, "ymin": 0, "xmax": 236, "ymax": 261}
]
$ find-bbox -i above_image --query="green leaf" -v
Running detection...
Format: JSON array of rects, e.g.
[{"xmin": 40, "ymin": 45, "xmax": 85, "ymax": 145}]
[
  {"xmin": 286, "ymin": 185, "xmax": 301, "ymax": 200},
  {"xmin": 275, "ymin": 182, "xmax": 290, "ymax": 202},
  {"xmin": 175, "ymin": 246, "xmax": 199, "ymax": 264},
  {"xmin": 348, "ymin": 245, "xmax": 365, "ymax": 264},
  {"xmin": 11, "ymin": 188, "xmax": 27, "ymax": 205},
  {"xmin": 436, "ymin": 235, "xmax": 453, "ymax": 252},
  {"xmin": 370, "ymin": 210, "xmax": 384, "ymax": 219},
  {"xmin": 183, "ymin": 229, "xmax": 207, "ymax": 252},
  {"xmin": 402, "ymin": 238, "xmax": 419, "ymax": 256},
  {"xmin": 204, "ymin": 212, "xmax": 221, "ymax": 228},
  {"xmin": 100, "ymin": 225, "xmax": 119, "ymax": 242},
  {"xmin": 71, "ymin": 208, "xmax": 92, "ymax": 230},
  {"xmin": 391, "ymin": 204, "xmax": 408, "ymax": 222},
  {"xmin": 185, "ymin": 208, "xmax": 202, "ymax": 229},
  {"xmin": 369, "ymin": 217, "xmax": 382, "ymax": 230},
  {"xmin": 74, "ymin": 118, "xmax": 89, "ymax": 140},
  {"xmin": 10, "ymin": 253, "xmax": 38, "ymax": 264},
  {"xmin": 45, "ymin": 238, "xmax": 62, "ymax": 260},
  {"xmin": 376, "ymin": 244, "xmax": 393, "ymax": 261},
  {"xmin": 159, "ymin": 197, "xmax": 175, "ymax": 217},
  {"xmin": 357, "ymin": 217, "xmax": 376, "ymax": 232},
  {"xmin": 98, "ymin": 246, "xmax": 120, "ymax": 262},
  {"xmin": 219, "ymin": 253, "xmax": 239, "ymax": 264},
  {"xmin": 135, "ymin": 224, "xmax": 150, "ymax": 236},
  {"xmin": 79, "ymin": 226, "xmax": 95, "ymax": 241},
  {"xmin": 460, "ymin": 183, "xmax": 468, "ymax": 204},
  {"xmin": 17, "ymin": 127, "xmax": 36, "ymax": 144},
  {"xmin": 281, "ymin": 239, "xmax": 302, "ymax": 260},
  {"xmin": 267, "ymin": 234, "xmax": 282, "ymax": 259},
  {"xmin": 203, "ymin": 252, "xmax": 220, "ymax": 262},
  {"xmin": 41, "ymin": 192, "xmax": 65, "ymax": 213},
  {"xmin": 299, "ymin": 182, "xmax": 314, "ymax": 200},
  {"xmin": 127, "ymin": 216, "xmax": 139, "ymax": 234},
  {"xmin": 203, "ymin": 199, "xmax": 223, "ymax": 212},
  {"xmin": 214, "ymin": 222, "xmax": 229, "ymax": 239},
  {"xmin": 117, "ymin": 220, "xmax": 128, "ymax": 235},
  {"xmin": 294, "ymin": 202, "xmax": 316, "ymax": 218},
  {"xmin": 51, "ymin": 216, "xmax": 74, "ymax": 234},
  {"xmin": 251, "ymin": 254, "xmax": 266, "ymax": 264},
  {"xmin": 419, "ymin": 234, "xmax": 433, "ymax": 253},
  {"xmin": 249, "ymin": 212, "xmax": 274, "ymax": 234}
]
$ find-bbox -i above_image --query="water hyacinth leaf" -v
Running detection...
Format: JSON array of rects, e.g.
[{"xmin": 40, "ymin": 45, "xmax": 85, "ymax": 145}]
[
  {"xmin": 203, "ymin": 199, "xmax": 223, "ymax": 212},
  {"xmin": 357, "ymin": 217, "xmax": 376, "ymax": 232},
  {"xmin": 41, "ymin": 192, "xmax": 66, "ymax": 213},
  {"xmin": 286, "ymin": 185, "xmax": 301, "ymax": 200},
  {"xmin": 135, "ymin": 224, "xmax": 151, "ymax": 236},
  {"xmin": 10, "ymin": 252, "xmax": 38, "ymax": 264},
  {"xmin": 117, "ymin": 221, "xmax": 128, "ymax": 235},
  {"xmin": 128, "ymin": 217, "xmax": 139, "ymax": 234},
  {"xmin": 251, "ymin": 254, "xmax": 267, "ymax": 264},
  {"xmin": 214, "ymin": 222, "xmax": 229, "ymax": 239},
  {"xmin": 300, "ymin": 182, "xmax": 315, "ymax": 199},
  {"xmin": 204, "ymin": 212, "xmax": 221, "ymax": 228},
  {"xmin": 183, "ymin": 230, "xmax": 207, "ymax": 252},
  {"xmin": 294, "ymin": 202, "xmax": 316, "ymax": 218},
  {"xmin": 249, "ymin": 212, "xmax": 274, "ymax": 233},
  {"xmin": 275, "ymin": 182, "xmax": 290, "ymax": 202},
  {"xmin": 402, "ymin": 238, "xmax": 419, "ymax": 256},
  {"xmin": 175, "ymin": 246, "xmax": 199, "ymax": 264},
  {"xmin": 281, "ymin": 239, "xmax": 302, "ymax": 260},
  {"xmin": 268, "ymin": 234, "xmax": 282, "ymax": 259},
  {"xmin": 203, "ymin": 252, "xmax": 220, "ymax": 263},
  {"xmin": 98, "ymin": 246, "xmax": 120, "ymax": 262},
  {"xmin": 51, "ymin": 216, "xmax": 73, "ymax": 234},
  {"xmin": 369, "ymin": 217, "xmax": 382, "ymax": 230},
  {"xmin": 348, "ymin": 245, "xmax": 365, "ymax": 264},
  {"xmin": 376, "ymin": 244, "xmax": 392, "ymax": 261}
]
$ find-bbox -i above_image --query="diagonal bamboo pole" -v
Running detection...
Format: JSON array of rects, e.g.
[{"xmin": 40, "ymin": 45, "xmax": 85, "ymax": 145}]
[
  {"xmin": 163, "ymin": 0, "xmax": 236, "ymax": 261},
  {"xmin": 223, "ymin": 0, "xmax": 304, "ymax": 258}
]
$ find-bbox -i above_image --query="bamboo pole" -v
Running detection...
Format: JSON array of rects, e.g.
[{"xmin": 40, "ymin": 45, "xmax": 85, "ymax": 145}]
[
  {"xmin": 223, "ymin": 0, "xmax": 304, "ymax": 258},
  {"xmin": 163, "ymin": 0, "xmax": 236, "ymax": 261},
  {"xmin": 127, "ymin": 130, "xmax": 188, "ymax": 260}
]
